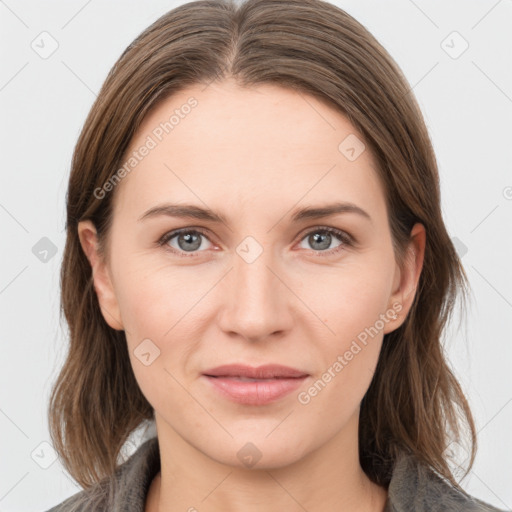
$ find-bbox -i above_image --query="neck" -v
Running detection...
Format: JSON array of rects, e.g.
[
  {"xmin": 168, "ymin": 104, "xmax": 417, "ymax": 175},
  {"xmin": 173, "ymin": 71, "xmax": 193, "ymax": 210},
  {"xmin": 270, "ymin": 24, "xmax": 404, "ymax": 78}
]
[{"xmin": 146, "ymin": 413, "xmax": 388, "ymax": 512}]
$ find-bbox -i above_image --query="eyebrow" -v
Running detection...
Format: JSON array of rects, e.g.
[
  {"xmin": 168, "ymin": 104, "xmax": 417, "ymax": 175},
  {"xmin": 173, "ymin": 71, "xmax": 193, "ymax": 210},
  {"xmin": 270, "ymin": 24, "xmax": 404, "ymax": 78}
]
[{"xmin": 137, "ymin": 201, "xmax": 372, "ymax": 224}]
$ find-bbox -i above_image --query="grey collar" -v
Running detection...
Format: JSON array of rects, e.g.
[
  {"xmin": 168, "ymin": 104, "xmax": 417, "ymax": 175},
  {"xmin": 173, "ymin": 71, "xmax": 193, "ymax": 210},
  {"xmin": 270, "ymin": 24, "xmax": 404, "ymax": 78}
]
[{"xmin": 47, "ymin": 436, "xmax": 508, "ymax": 512}]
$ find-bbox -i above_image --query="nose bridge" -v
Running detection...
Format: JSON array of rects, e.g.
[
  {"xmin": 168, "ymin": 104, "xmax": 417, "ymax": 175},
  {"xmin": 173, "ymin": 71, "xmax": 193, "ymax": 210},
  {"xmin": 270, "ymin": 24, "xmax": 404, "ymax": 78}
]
[{"xmin": 219, "ymin": 235, "xmax": 290, "ymax": 340}]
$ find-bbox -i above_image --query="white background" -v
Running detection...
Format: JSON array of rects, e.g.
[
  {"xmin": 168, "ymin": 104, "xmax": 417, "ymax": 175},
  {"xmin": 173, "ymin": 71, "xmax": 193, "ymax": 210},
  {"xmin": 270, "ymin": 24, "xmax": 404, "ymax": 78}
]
[{"xmin": 0, "ymin": 0, "xmax": 511, "ymax": 510}]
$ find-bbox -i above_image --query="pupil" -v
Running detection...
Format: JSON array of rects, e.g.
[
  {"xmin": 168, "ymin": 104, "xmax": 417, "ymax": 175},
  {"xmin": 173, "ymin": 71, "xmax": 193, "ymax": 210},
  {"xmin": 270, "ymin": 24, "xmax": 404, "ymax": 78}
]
[
  {"xmin": 311, "ymin": 232, "xmax": 330, "ymax": 250},
  {"xmin": 179, "ymin": 232, "xmax": 201, "ymax": 252}
]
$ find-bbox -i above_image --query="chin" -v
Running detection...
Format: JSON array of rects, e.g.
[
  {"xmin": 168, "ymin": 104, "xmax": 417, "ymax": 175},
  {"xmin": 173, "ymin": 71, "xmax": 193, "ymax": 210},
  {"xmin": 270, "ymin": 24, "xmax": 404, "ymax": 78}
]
[{"xmin": 200, "ymin": 433, "xmax": 312, "ymax": 470}]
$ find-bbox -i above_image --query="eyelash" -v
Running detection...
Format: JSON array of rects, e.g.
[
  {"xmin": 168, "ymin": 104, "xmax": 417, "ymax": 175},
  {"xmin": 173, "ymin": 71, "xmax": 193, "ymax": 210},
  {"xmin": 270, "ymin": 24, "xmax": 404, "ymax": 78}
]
[{"xmin": 157, "ymin": 226, "xmax": 354, "ymax": 259}]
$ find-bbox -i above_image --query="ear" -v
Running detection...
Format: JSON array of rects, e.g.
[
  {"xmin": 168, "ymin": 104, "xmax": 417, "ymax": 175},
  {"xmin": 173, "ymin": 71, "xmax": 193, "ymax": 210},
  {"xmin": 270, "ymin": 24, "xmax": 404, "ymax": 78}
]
[
  {"xmin": 77, "ymin": 220, "xmax": 124, "ymax": 331},
  {"xmin": 383, "ymin": 223, "xmax": 426, "ymax": 333}
]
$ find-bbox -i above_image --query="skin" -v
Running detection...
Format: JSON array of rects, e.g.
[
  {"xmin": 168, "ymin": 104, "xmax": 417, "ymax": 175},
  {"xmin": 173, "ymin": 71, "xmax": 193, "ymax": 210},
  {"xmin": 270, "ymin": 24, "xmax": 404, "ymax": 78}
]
[{"xmin": 78, "ymin": 78, "xmax": 425, "ymax": 512}]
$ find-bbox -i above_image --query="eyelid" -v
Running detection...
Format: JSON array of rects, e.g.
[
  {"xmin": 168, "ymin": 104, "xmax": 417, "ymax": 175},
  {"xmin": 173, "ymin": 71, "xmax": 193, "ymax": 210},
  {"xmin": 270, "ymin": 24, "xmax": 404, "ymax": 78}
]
[{"xmin": 157, "ymin": 225, "xmax": 355, "ymax": 257}]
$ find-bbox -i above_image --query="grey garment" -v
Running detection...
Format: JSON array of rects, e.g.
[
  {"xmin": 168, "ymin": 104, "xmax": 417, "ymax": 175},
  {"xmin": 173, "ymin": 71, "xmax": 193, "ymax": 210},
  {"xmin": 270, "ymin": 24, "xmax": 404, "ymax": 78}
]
[
  {"xmin": 383, "ymin": 451, "xmax": 508, "ymax": 512},
  {"xmin": 45, "ymin": 436, "xmax": 508, "ymax": 512}
]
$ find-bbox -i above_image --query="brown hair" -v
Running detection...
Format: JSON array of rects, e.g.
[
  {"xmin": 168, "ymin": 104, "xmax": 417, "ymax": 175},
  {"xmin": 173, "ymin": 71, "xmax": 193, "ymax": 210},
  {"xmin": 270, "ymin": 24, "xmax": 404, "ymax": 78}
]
[{"xmin": 49, "ymin": 0, "xmax": 477, "ymax": 494}]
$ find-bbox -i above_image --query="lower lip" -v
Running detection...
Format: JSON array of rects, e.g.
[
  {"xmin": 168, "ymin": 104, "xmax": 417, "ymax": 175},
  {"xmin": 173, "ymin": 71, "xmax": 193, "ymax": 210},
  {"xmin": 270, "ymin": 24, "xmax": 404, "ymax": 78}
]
[{"xmin": 202, "ymin": 375, "xmax": 308, "ymax": 405}]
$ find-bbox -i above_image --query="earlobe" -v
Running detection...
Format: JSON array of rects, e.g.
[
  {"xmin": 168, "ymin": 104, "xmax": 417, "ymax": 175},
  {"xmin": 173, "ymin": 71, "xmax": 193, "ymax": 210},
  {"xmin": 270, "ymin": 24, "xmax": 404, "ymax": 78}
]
[
  {"xmin": 77, "ymin": 220, "xmax": 124, "ymax": 331},
  {"xmin": 384, "ymin": 223, "xmax": 426, "ymax": 333}
]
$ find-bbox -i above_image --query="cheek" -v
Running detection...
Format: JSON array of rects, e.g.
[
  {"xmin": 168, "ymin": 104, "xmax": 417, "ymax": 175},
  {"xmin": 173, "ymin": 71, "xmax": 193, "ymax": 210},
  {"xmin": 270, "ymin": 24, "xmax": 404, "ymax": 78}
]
[
  {"xmin": 112, "ymin": 262, "xmax": 210, "ymax": 391},
  {"xmin": 305, "ymin": 256, "xmax": 395, "ymax": 403},
  {"xmin": 113, "ymin": 258, "xmax": 205, "ymax": 336},
  {"xmin": 299, "ymin": 295, "xmax": 387, "ymax": 430},
  {"xmin": 319, "ymin": 256, "xmax": 395, "ymax": 337}
]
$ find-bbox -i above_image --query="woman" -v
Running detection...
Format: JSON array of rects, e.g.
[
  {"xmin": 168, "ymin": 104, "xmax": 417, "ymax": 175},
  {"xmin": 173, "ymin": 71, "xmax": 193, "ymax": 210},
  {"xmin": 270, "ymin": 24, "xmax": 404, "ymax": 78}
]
[{"xmin": 46, "ymin": 0, "xmax": 508, "ymax": 510}]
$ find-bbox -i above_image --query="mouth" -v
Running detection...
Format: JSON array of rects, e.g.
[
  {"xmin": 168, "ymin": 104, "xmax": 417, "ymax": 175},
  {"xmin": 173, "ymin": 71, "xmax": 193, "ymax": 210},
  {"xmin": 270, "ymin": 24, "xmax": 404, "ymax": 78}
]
[{"xmin": 202, "ymin": 364, "xmax": 309, "ymax": 405}]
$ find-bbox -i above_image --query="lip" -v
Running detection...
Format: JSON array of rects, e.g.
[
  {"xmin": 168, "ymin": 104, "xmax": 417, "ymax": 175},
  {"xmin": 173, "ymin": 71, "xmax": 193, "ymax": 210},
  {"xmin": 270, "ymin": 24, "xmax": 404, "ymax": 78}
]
[
  {"xmin": 203, "ymin": 364, "xmax": 308, "ymax": 379},
  {"xmin": 202, "ymin": 364, "xmax": 309, "ymax": 405}
]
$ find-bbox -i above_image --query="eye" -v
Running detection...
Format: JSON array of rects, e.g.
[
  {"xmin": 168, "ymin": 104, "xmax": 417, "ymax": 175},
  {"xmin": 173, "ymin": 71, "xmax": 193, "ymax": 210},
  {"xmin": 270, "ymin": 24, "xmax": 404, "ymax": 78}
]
[
  {"xmin": 158, "ymin": 228, "xmax": 213, "ymax": 258},
  {"xmin": 157, "ymin": 226, "xmax": 354, "ymax": 258},
  {"xmin": 297, "ymin": 226, "xmax": 353, "ymax": 256}
]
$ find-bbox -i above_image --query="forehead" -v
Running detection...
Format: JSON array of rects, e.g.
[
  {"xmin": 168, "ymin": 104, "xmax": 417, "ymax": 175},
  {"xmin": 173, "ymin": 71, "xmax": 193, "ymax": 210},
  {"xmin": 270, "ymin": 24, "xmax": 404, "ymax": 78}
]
[{"xmin": 113, "ymin": 79, "xmax": 385, "ymax": 223}]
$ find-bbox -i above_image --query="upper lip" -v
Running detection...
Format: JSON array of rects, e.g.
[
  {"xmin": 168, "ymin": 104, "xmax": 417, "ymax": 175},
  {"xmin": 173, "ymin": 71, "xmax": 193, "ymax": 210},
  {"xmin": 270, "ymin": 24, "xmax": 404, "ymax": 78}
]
[{"xmin": 203, "ymin": 364, "xmax": 309, "ymax": 379}]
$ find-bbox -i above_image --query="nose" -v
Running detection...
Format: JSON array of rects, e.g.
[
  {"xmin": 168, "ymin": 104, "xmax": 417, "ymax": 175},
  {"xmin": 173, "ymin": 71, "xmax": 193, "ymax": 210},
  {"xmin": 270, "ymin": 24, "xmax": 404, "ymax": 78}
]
[{"xmin": 216, "ymin": 243, "xmax": 295, "ymax": 343}]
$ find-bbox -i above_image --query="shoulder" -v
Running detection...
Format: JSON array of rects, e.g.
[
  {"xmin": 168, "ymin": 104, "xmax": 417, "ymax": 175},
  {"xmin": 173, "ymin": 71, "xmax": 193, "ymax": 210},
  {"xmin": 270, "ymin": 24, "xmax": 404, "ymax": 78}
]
[
  {"xmin": 386, "ymin": 450, "xmax": 509, "ymax": 512},
  {"xmin": 44, "ymin": 437, "xmax": 160, "ymax": 512}
]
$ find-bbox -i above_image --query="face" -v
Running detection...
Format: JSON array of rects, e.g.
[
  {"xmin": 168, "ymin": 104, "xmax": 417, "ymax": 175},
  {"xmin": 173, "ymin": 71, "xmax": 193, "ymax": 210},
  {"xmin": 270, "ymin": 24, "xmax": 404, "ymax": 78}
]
[{"xmin": 79, "ymin": 78, "xmax": 424, "ymax": 470}]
